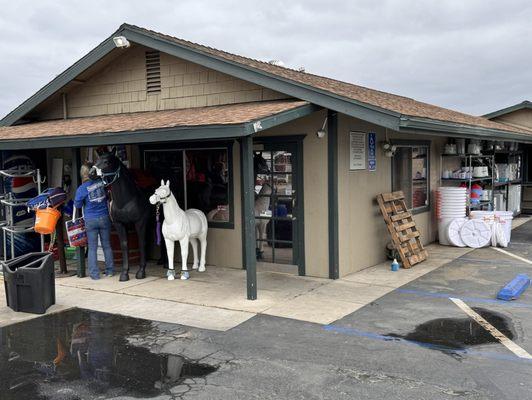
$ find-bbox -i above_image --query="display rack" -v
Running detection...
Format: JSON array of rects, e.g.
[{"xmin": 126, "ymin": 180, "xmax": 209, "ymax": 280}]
[
  {"xmin": 486, "ymin": 150, "xmax": 523, "ymax": 214},
  {"xmin": 439, "ymin": 154, "xmax": 495, "ymax": 214},
  {"xmin": 0, "ymin": 168, "xmax": 45, "ymax": 265}
]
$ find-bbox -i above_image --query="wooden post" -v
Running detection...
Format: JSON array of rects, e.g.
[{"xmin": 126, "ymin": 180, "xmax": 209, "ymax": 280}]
[
  {"xmin": 56, "ymin": 214, "xmax": 67, "ymax": 274},
  {"xmin": 240, "ymin": 136, "xmax": 257, "ymax": 300}
]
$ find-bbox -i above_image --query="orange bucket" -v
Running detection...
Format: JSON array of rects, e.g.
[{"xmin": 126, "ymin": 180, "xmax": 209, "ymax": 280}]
[{"xmin": 34, "ymin": 207, "xmax": 61, "ymax": 234}]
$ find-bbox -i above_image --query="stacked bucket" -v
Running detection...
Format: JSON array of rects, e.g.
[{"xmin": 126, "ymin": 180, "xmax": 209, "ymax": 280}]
[{"xmin": 436, "ymin": 187, "xmax": 467, "ymax": 245}]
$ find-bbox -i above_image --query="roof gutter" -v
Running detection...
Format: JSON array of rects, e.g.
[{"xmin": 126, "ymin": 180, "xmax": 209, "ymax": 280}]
[{"xmin": 399, "ymin": 116, "xmax": 532, "ymax": 143}]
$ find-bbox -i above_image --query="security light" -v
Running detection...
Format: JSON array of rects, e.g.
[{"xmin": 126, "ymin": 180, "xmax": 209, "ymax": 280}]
[
  {"xmin": 113, "ymin": 36, "xmax": 130, "ymax": 48},
  {"xmin": 316, "ymin": 117, "xmax": 327, "ymax": 139}
]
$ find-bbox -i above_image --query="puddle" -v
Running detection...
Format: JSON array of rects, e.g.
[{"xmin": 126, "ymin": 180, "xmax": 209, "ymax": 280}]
[
  {"xmin": 0, "ymin": 309, "xmax": 217, "ymax": 399},
  {"xmin": 389, "ymin": 307, "xmax": 515, "ymax": 353}
]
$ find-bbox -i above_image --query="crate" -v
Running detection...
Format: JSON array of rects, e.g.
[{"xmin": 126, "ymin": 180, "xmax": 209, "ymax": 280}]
[{"xmin": 2, "ymin": 252, "xmax": 55, "ymax": 314}]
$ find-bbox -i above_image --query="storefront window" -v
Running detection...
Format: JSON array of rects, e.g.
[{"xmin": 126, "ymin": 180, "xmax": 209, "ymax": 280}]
[
  {"xmin": 185, "ymin": 149, "xmax": 230, "ymax": 223},
  {"xmin": 144, "ymin": 145, "xmax": 232, "ymax": 227},
  {"xmin": 392, "ymin": 144, "xmax": 430, "ymax": 211}
]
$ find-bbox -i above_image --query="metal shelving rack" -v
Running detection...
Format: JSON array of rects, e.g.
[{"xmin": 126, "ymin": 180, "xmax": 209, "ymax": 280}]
[
  {"xmin": 0, "ymin": 168, "xmax": 45, "ymax": 264},
  {"xmin": 485, "ymin": 150, "xmax": 523, "ymax": 214},
  {"xmin": 439, "ymin": 154, "xmax": 495, "ymax": 214}
]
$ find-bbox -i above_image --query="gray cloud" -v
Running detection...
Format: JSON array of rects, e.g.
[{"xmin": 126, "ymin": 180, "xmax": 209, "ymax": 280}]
[{"xmin": 1, "ymin": 0, "xmax": 530, "ymax": 119}]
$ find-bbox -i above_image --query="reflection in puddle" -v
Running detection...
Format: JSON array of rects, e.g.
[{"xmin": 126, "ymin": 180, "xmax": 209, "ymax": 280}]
[
  {"xmin": 389, "ymin": 308, "xmax": 515, "ymax": 353},
  {"xmin": 0, "ymin": 309, "xmax": 217, "ymax": 399}
]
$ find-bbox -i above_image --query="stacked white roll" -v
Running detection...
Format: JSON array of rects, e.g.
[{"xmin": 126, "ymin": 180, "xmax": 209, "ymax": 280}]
[{"xmin": 436, "ymin": 187, "xmax": 467, "ymax": 246}]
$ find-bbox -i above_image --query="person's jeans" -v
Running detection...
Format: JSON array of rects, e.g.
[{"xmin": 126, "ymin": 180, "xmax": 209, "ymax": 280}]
[{"xmin": 86, "ymin": 216, "xmax": 115, "ymax": 279}]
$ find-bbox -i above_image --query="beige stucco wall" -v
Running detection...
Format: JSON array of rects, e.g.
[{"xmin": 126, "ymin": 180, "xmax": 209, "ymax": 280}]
[
  {"xmin": 337, "ymin": 114, "xmax": 444, "ymax": 276},
  {"xmin": 491, "ymin": 108, "xmax": 532, "ymax": 130},
  {"xmin": 37, "ymin": 45, "xmax": 289, "ymax": 120}
]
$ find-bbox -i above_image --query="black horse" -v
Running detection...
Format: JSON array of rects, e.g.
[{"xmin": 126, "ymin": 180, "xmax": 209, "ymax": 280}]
[{"xmin": 90, "ymin": 149, "xmax": 150, "ymax": 281}]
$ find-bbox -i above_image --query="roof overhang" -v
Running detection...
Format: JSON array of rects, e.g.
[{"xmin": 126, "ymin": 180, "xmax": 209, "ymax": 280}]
[
  {"xmin": 483, "ymin": 101, "xmax": 532, "ymax": 119},
  {"xmin": 0, "ymin": 102, "xmax": 319, "ymax": 150},
  {"xmin": 2, "ymin": 24, "xmax": 531, "ymax": 144},
  {"xmin": 399, "ymin": 116, "xmax": 532, "ymax": 143}
]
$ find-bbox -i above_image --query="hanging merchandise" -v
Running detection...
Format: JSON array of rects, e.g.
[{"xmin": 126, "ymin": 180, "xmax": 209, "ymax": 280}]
[
  {"xmin": 34, "ymin": 207, "xmax": 61, "ymax": 235},
  {"xmin": 66, "ymin": 211, "xmax": 87, "ymax": 247}
]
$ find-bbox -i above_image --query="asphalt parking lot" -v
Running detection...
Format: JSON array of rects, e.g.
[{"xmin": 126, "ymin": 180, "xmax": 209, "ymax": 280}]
[{"xmin": 2, "ymin": 220, "xmax": 532, "ymax": 399}]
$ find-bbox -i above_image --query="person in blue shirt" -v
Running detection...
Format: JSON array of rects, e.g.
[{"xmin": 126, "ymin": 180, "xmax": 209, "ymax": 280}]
[{"xmin": 74, "ymin": 163, "xmax": 115, "ymax": 280}]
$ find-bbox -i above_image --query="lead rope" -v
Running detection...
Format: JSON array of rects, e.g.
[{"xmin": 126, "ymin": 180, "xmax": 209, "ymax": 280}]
[
  {"xmin": 48, "ymin": 230, "xmax": 57, "ymax": 253},
  {"xmin": 155, "ymin": 203, "xmax": 162, "ymax": 246}
]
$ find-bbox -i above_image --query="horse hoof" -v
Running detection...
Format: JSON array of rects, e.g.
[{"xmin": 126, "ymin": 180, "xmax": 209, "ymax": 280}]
[
  {"xmin": 192, "ymin": 264, "xmax": 199, "ymax": 270},
  {"xmin": 167, "ymin": 275, "xmax": 175, "ymax": 281},
  {"xmin": 119, "ymin": 273, "xmax": 129, "ymax": 282},
  {"xmin": 181, "ymin": 271, "xmax": 190, "ymax": 280},
  {"xmin": 135, "ymin": 271, "xmax": 146, "ymax": 279},
  {"xmin": 198, "ymin": 266, "xmax": 206, "ymax": 272}
]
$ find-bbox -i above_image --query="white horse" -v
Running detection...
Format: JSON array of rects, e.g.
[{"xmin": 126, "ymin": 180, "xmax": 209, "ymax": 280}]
[
  {"xmin": 149, "ymin": 180, "xmax": 208, "ymax": 280},
  {"xmin": 255, "ymin": 182, "xmax": 272, "ymax": 259}
]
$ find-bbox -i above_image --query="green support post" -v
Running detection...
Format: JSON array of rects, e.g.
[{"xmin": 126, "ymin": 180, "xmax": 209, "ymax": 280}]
[
  {"xmin": 327, "ymin": 110, "xmax": 339, "ymax": 279},
  {"xmin": 240, "ymin": 136, "xmax": 257, "ymax": 300},
  {"xmin": 71, "ymin": 148, "xmax": 86, "ymax": 278}
]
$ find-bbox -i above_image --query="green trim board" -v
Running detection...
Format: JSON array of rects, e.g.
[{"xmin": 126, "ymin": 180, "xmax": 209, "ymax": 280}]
[
  {"xmin": 3, "ymin": 23, "xmax": 531, "ymax": 145},
  {"xmin": 122, "ymin": 27, "xmax": 401, "ymax": 131},
  {"xmin": 0, "ymin": 103, "xmax": 318, "ymax": 150},
  {"xmin": 483, "ymin": 101, "xmax": 532, "ymax": 120},
  {"xmin": 239, "ymin": 136, "xmax": 257, "ymax": 300},
  {"xmin": 399, "ymin": 116, "xmax": 532, "ymax": 143},
  {"xmin": 327, "ymin": 110, "xmax": 339, "ymax": 279},
  {"xmin": 1, "ymin": 32, "xmax": 123, "ymax": 126}
]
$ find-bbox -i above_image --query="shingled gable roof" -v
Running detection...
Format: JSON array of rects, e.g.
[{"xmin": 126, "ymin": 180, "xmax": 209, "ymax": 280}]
[
  {"xmin": 483, "ymin": 101, "xmax": 532, "ymax": 119},
  {"xmin": 0, "ymin": 100, "xmax": 315, "ymax": 149},
  {"xmin": 2, "ymin": 23, "xmax": 532, "ymax": 142}
]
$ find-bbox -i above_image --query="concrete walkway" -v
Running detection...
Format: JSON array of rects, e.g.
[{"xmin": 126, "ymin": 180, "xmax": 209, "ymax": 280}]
[{"xmin": 1, "ymin": 216, "xmax": 530, "ymax": 331}]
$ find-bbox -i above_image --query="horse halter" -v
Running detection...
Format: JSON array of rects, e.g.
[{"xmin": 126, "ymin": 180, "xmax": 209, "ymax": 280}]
[
  {"xmin": 153, "ymin": 189, "xmax": 172, "ymax": 205},
  {"xmin": 95, "ymin": 165, "xmax": 121, "ymax": 187}
]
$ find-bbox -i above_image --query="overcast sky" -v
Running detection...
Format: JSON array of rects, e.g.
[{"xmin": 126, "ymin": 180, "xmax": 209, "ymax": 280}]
[{"xmin": 1, "ymin": 0, "xmax": 530, "ymax": 119}]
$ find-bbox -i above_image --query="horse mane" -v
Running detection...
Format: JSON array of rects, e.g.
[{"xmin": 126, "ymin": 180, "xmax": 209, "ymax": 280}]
[{"xmin": 118, "ymin": 161, "xmax": 143, "ymax": 196}]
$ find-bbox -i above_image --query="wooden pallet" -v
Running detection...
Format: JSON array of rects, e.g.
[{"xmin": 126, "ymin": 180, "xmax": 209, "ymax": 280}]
[{"xmin": 376, "ymin": 191, "xmax": 428, "ymax": 268}]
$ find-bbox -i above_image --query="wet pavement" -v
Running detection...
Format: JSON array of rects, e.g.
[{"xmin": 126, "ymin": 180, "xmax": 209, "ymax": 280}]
[
  {"xmin": 0, "ymin": 309, "xmax": 222, "ymax": 399},
  {"xmin": 1, "ymin": 219, "xmax": 532, "ymax": 399}
]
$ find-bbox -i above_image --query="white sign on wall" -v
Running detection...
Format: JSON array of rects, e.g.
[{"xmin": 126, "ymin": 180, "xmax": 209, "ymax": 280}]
[{"xmin": 349, "ymin": 131, "xmax": 366, "ymax": 170}]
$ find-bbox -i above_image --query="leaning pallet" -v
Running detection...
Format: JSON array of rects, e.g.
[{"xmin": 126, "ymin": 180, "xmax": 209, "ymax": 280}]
[{"xmin": 376, "ymin": 191, "xmax": 428, "ymax": 269}]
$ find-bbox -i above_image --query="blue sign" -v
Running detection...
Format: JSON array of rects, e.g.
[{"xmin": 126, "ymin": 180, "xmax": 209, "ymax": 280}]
[{"xmin": 368, "ymin": 132, "xmax": 376, "ymax": 171}]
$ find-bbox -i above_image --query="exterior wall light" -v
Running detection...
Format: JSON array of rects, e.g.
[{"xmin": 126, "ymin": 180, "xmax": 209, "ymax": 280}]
[
  {"xmin": 113, "ymin": 36, "xmax": 130, "ymax": 48},
  {"xmin": 316, "ymin": 117, "xmax": 327, "ymax": 139}
]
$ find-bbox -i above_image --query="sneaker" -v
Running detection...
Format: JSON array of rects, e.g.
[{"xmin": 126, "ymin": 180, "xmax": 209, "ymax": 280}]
[
  {"xmin": 105, "ymin": 272, "xmax": 115, "ymax": 277},
  {"xmin": 90, "ymin": 275, "xmax": 100, "ymax": 281}
]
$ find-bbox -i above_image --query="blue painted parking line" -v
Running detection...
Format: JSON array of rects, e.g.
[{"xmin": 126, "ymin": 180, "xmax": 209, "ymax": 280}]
[
  {"xmin": 396, "ymin": 288, "xmax": 532, "ymax": 309},
  {"xmin": 323, "ymin": 324, "xmax": 532, "ymax": 364},
  {"xmin": 458, "ymin": 257, "xmax": 530, "ymax": 266}
]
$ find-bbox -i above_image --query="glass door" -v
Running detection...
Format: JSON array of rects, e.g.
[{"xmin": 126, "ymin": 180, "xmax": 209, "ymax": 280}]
[{"xmin": 254, "ymin": 140, "xmax": 303, "ymax": 272}]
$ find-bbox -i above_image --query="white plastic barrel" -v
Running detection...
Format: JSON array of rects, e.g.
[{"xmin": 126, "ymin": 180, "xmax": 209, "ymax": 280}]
[{"xmin": 495, "ymin": 211, "xmax": 514, "ymax": 243}]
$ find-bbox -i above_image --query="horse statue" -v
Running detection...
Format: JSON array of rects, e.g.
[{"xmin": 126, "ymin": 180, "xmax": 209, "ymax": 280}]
[
  {"xmin": 90, "ymin": 149, "xmax": 150, "ymax": 281},
  {"xmin": 149, "ymin": 180, "xmax": 208, "ymax": 280},
  {"xmin": 254, "ymin": 152, "xmax": 272, "ymax": 260}
]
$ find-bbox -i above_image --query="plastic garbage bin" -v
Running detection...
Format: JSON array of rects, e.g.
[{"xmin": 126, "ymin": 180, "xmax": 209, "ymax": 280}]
[{"xmin": 2, "ymin": 252, "xmax": 55, "ymax": 314}]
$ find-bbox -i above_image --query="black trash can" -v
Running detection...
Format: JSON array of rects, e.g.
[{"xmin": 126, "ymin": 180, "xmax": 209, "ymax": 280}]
[{"xmin": 2, "ymin": 252, "xmax": 55, "ymax": 314}]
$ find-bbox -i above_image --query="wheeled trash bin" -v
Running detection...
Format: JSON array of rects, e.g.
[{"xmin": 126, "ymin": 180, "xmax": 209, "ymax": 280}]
[{"xmin": 2, "ymin": 252, "xmax": 55, "ymax": 314}]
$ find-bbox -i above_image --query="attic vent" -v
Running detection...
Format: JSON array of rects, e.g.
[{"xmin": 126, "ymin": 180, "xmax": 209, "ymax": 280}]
[{"xmin": 145, "ymin": 51, "xmax": 161, "ymax": 94}]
